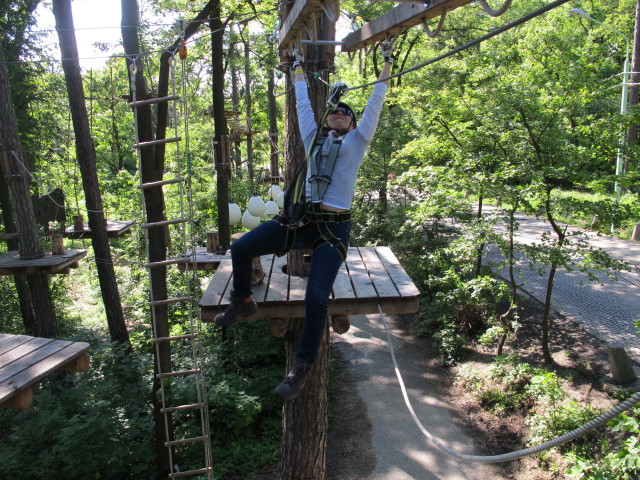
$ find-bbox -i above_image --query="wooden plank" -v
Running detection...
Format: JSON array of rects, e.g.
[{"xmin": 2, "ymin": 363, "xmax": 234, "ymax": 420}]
[
  {"xmin": 332, "ymin": 262, "xmax": 355, "ymax": 300},
  {"xmin": 278, "ymin": 0, "xmax": 328, "ymax": 52},
  {"xmin": 252, "ymin": 254, "xmax": 275, "ymax": 304},
  {"xmin": 358, "ymin": 247, "xmax": 400, "ymax": 298},
  {"xmin": 341, "ymin": 0, "xmax": 474, "ymax": 52},
  {"xmin": 375, "ymin": 246, "xmax": 421, "ymax": 298},
  {"xmin": 0, "ymin": 334, "xmax": 33, "ymax": 355},
  {"xmin": 265, "ymin": 254, "xmax": 289, "ymax": 304},
  {"xmin": 0, "ymin": 341, "xmax": 89, "ymax": 405},
  {"xmin": 0, "ymin": 338, "xmax": 65, "ymax": 379},
  {"xmin": 345, "ymin": 247, "xmax": 377, "ymax": 300},
  {"xmin": 198, "ymin": 251, "xmax": 233, "ymax": 309}
]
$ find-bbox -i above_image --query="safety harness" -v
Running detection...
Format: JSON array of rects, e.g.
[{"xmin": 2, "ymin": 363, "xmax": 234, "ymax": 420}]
[{"xmin": 277, "ymin": 83, "xmax": 352, "ymax": 260}]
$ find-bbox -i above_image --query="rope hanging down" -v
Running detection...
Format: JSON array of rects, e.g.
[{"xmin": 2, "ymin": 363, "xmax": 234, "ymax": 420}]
[
  {"xmin": 478, "ymin": 0, "xmax": 514, "ymax": 17},
  {"xmin": 377, "ymin": 305, "xmax": 640, "ymax": 463},
  {"xmin": 346, "ymin": 0, "xmax": 573, "ymax": 92}
]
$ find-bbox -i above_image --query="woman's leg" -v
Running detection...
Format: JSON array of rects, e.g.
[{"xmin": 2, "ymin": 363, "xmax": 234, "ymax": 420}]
[
  {"xmin": 230, "ymin": 220, "xmax": 290, "ymax": 298},
  {"xmin": 215, "ymin": 220, "xmax": 290, "ymax": 326},
  {"xmin": 294, "ymin": 240, "xmax": 345, "ymax": 363}
]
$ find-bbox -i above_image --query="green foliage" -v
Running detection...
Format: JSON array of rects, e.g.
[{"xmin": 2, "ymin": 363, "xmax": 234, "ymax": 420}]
[
  {"xmin": 455, "ymin": 354, "xmax": 544, "ymax": 414},
  {"xmin": 565, "ymin": 406, "xmax": 640, "ymax": 479},
  {"xmin": 203, "ymin": 321, "xmax": 284, "ymax": 477},
  {"xmin": 0, "ymin": 343, "xmax": 156, "ymax": 479}
]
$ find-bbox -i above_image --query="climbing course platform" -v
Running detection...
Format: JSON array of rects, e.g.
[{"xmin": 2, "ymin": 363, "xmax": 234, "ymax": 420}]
[
  {"xmin": 0, "ymin": 249, "xmax": 86, "ymax": 275},
  {"xmin": 177, "ymin": 246, "xmax": 226, "ymax": 272},
  {"xmin": 0, "ymin": 333, "xmax": 90, "ymax": 410},
  {"xmin": 64, "ymin": 220, "xmax": 136, "ymax": 239},
  {"xmin": 199, "ymin": 246, "xmax": 420, "ymax": 322}
]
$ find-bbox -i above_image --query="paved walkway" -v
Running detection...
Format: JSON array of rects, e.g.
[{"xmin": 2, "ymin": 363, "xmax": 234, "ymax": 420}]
[{"xmin": 486, "ymin": 207, "xmax": 640, "ymax": 362}]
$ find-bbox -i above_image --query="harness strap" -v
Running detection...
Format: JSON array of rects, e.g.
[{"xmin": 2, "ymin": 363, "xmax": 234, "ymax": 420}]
[
  {"xmin": 309, "ymin": 137, "xmax": 342, "ymax": 203},
  {"xmin": 313, "ymin": 220, "xmax": 348, "ymax": 261}
]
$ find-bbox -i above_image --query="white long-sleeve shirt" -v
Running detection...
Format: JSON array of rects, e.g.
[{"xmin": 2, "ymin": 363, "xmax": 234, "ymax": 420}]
[{"xmin": 295, "ymin": 80, "xmax": 388, "ymax": 210}]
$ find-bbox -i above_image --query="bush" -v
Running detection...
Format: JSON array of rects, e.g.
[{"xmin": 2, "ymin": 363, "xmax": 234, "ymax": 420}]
[{"xmin": 0, "ymin": 343, "xmax": 156, "ymax": 479}]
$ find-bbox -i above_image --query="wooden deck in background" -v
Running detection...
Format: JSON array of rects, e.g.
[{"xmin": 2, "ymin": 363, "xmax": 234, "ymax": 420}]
[
  {"xmin": 64, "ymin": 220, "xmax": 136, "ymax": 239},
  {"xmin": 0, "ymin": 334, "xmax": 90, "ymax": 410},
  {"xmin": 177, "ymin": 246, "xmax": 226, "ymax": 271},
  {"xmin": 199, "ymin": 246, "xmax": 420, "ymax": 322}
]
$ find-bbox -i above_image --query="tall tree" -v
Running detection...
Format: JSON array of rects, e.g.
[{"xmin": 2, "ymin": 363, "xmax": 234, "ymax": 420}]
[
  {"xmin": 0, "ymin": 44, "xmax": 58, "ymax": 338},
  {"xmin": 52, "ymin": 0, "xmax": 131, "ymax": 347},
  {"xmin": 279, "ymin": 3, "xmax": 337, "ymax": 479}
]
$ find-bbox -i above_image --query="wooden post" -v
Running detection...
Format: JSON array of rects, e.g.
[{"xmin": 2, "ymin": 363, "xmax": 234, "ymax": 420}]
[
  {"xmin": 73, "ymin": 214, "xmax": 84, "ymax": 231},
  {"xmin": 51, "ymin": 233, "xmax": 64, "ymax": 255},
  {"xmin": 206, "ymin": 230, "xmax": 219, "ymax": 252},
  {"xmin": 608, "ymin": 344, "xmax": 638, "ymax": 384},
  {"xmin": 0, "ymin": 388, "xmax": 33, "ymax": 410},
  {"xmin": 632, "ymin": 223, "xmax": 640, "ymax": 241}
]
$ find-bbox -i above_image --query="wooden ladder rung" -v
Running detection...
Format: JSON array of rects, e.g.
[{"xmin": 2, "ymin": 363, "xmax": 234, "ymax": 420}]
[
  {"xmin": 152, "ymin": 333, "xmax": 198, "ymax": 343},
  {"xmin": 129, "ymin": 95, "xmax": 180, "ymax": 108},
  {"xmin": 133, "ymin": 136, "xmax": 181, "ymax": 149},
  {"xmin": 164, "ymin": 434, "xmax": 209, "ymax": 448},
  {"xmin": 141, "ymin": 218, "xmax": 188, "ymax": 229},
  {"xmin": 138, "ymin": 177, "xmax": 185, "ymax": 190},
  {"xmin": 148, "ymin": 296, "xmax": 194, "ymax": 307},
  {"xmin": 168, "ymin": 467, "xmax": 213, "ymax": 479},
  {"xmin": 144, "ymin": 258, "xmax": 188, "ymax": 269},
  {"xmin": 156, "ymin": 369, "xmax": 201, "ymax": 379},
  {"xmin": 160, "ymin": 402, "xmax": 205, "ymax": 414}
]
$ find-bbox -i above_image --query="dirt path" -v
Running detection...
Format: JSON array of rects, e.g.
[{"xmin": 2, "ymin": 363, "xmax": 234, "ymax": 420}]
[{"xmin": 327, "ymin": 313, "xmax": 507, "ymax": 480}]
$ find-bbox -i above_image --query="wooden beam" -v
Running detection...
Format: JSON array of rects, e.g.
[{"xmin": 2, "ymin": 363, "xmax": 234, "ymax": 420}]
[
  {"xmin": 341, "ymin": 0, "xmax": 474, "ymax": 52},
  {"xmin": 278, "ymin": 0, "xmax": 329, "ymax": 53}
]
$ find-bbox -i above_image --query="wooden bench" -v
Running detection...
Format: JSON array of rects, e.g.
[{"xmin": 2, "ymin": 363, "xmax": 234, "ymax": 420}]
[
  {"xmin": 199, "ymin": 246, "xmax": 420, "ymax": 323},
  {"xmin": 0, "ymin": 334, "xmax": 90, "ymax": 410}
]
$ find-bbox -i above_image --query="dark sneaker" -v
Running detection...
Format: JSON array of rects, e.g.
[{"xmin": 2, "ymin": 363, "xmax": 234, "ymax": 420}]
[
  {"xmin": 213, "ymin": 296, "xmax": 257, "ymax": 327},
  {"xmin": 274, "ymin": 360, "xmax": 312, "ymax": 401}
]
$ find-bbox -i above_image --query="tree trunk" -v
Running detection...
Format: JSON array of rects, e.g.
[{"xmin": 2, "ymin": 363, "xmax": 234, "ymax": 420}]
[
  {"xmin": 53, "ymin": 0, "xmax": 130, "ymax": 347},
  {"xmin": 244, "ymin": 37, "xmax": 254, "ymax": 183},
  {"xmin": 0, "ymin": 162, "xmax": 36, "ymax": 334},
  {"xmin": 268, "ymin": 66, "xmax": 280, "ymax": 180},
  {"xmin": 280, "ymin": 3, "xmax": 337, "ymax": 479},
  {"xmin": 625, "ymin": 0, "xmax": 640, "ymax": 171},
  {"xmin": 0, "ymin": 43, "xmax": 58, "ymax": 338},
  {"xmin": 210, "ymin": 2, "xmax": 231, "ymax": 250},
  {"xmin": 121, "ymin": 0, "xmax": 173, "ymax": 475}
]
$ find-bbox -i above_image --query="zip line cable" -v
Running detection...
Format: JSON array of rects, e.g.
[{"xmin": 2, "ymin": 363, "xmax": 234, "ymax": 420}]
[
  {"xmin": 377, "ymin": 304, "xmax": 640, "ymax": 463},
  {"xmin": 346, "ymin": 0, "xmax": 574, "ymax": 92}
]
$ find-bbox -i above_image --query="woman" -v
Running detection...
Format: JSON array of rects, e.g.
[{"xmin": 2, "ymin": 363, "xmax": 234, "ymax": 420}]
[{"xmin": 215, "ymin": 43, "xmax": 393, "ymax": 401}]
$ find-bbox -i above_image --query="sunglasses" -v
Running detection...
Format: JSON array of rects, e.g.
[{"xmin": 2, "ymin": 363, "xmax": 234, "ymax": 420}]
[{"xmin": 330, "ymin": 107, "xmax": 352, "ymax": 116}]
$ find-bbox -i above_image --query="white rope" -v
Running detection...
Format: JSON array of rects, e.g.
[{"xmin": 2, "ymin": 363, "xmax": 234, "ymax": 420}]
[{"xmin": 376, "ymin": 304, "xmax": 640, "ymax": 463}]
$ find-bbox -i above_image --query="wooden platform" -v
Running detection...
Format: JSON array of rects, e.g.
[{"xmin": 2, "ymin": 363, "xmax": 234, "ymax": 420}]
[
  {"xmin": 199, "ymin": 246, "xmax": 420, "ymax": 322},
  {"xmin": 177, "ymin": 246, "xmax": 226, "ymax": 271},
  {"xmin": 0, "ymin": 249, "xmax": 86, "ymax": 275},
  {"xmin": 64, "ymin": 220, "xmax": 136, "ymax": 239},
  {"xmin": 0, "ymin": 334, "xmax": 90, "ymax": 410}
]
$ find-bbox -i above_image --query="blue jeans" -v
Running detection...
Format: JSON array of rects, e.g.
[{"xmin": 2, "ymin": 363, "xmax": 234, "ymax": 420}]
[{"xmin": 230, "ymin": 219, "xmax": 351, "ymax": 363}]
